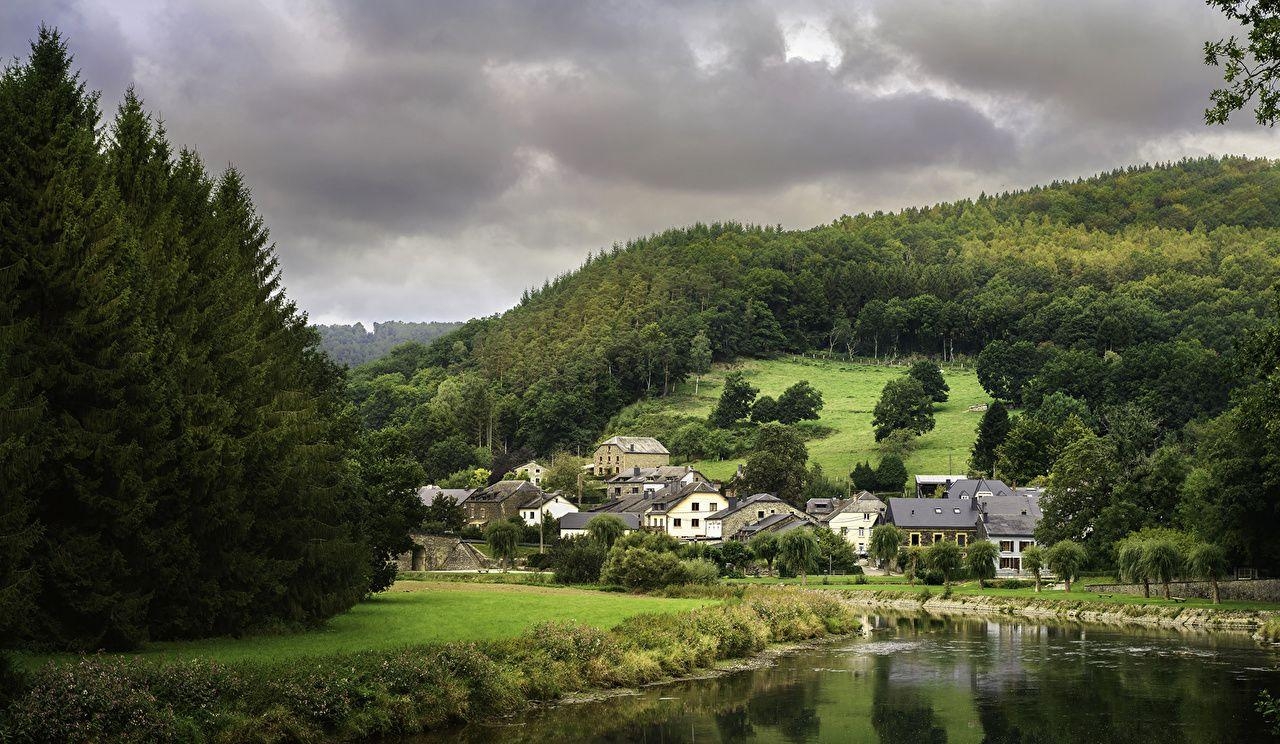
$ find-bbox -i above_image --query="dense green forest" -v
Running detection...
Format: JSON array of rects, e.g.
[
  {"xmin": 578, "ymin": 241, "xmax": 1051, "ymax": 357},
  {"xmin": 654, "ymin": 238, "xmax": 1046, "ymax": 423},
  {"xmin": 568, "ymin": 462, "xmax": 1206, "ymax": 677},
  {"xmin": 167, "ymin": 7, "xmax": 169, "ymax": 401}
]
[
  {"xmin": 0, "ymin": 29, "xmax": 423, "ymax": 651},
  {"xmin": 316, "ymin": 321, "xmax": 463, "ymax": 366},
  {"xmin": 350, "ymin": 156, "xmax": 1280, "ymax": 570}
]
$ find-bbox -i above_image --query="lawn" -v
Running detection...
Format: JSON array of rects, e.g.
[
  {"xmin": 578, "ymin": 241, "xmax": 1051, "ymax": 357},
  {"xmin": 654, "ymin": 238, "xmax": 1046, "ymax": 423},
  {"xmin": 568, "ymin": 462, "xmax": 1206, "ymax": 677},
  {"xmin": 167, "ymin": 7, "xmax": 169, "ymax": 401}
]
[
  {"xmin": 21, "ymin": 582, "xmax": 711, "ymax": 668},
  {"xmin": 662, "ymin": 355, "xmax": 989, "ymax": 483}
]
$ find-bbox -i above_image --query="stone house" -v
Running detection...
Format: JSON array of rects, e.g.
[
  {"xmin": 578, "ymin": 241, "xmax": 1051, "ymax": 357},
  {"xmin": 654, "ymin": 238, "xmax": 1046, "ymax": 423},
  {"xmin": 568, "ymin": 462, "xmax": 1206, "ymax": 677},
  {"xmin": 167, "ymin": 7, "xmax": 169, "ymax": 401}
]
[
  {"xmin": 735, "ymin": 512, "xmax": 817, "ymax": 541},
  {"xmin": 593, "ymin": 436, "xmax": 670, "ymax": 477},
  {"xmin": 706, "ymin": 493, "xmax": 806, "ymax": 541},
  {"xmin": 886, "ymin": 497, "xmax": 981, "ymax": 548},
  {"xmin": 464, "ymin": 480, "xmax": 544, "ymax": 527},
  {"xmin": 820, "ymin": 492, "xmax": 887, "ymax": 555},
  {"xmin": 805, "ymin": 497, "xmax": 841, "ymax": 519}
]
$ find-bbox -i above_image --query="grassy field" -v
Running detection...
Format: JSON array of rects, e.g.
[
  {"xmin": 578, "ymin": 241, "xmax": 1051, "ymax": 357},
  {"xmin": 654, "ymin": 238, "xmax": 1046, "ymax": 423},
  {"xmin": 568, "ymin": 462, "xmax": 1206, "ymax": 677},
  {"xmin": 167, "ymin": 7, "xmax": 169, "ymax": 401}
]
[
  {"xmin": 663, "ymin": 355, "xmax": 989, "ymax": 483},
  {"xmin": 21, "ymin": 581, "xmax": 710, "ymax": 668}
]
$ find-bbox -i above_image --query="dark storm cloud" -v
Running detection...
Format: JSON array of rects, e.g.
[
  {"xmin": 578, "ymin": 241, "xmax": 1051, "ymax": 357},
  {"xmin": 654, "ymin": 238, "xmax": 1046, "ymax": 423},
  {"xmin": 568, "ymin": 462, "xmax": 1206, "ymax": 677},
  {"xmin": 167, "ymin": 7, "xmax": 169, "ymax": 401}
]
[{"xmin": 1, "ymin": 0, "xmax": 1276, "ymax": 323}]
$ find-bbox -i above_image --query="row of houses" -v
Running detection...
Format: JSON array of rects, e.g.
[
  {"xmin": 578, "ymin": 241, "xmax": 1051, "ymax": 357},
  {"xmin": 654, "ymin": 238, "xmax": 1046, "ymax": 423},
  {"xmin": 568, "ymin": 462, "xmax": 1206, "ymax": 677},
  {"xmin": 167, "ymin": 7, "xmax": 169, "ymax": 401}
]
[{"xmin": 419, "ymin": 435, "xmax": 1042, "ymax": 576}]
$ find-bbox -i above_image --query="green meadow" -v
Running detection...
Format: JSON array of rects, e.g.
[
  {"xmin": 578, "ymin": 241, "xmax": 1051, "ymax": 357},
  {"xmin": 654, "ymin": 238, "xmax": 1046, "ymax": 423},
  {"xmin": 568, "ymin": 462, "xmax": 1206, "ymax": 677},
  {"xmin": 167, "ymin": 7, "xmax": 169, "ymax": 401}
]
[
  {"xmin": 665, "ymin": 355, "xmax": 990, "ymax": 484},
  {"xmin": 21, "ymin": 581, "xmax": 710, "ymax": 668}
]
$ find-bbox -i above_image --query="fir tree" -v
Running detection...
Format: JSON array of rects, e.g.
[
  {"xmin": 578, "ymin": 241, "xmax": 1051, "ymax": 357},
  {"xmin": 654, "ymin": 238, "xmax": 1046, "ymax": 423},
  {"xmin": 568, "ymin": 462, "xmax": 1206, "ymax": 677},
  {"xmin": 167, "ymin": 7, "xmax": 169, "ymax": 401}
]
[{"xmin": 970, "ymin": 402, "xmax": 1011, "ymax": 477}]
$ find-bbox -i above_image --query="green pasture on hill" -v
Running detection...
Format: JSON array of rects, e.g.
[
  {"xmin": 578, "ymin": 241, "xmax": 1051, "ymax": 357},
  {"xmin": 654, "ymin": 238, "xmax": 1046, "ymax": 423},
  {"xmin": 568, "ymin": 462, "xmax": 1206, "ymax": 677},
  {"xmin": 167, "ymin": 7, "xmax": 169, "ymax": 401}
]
[
  {"xmin": 21, "ymin": 582, "xmax": 711, "ymax": 668},
  {"xmin": 665, "ymin": 356, "xmax": 990, "ymax": 485}
]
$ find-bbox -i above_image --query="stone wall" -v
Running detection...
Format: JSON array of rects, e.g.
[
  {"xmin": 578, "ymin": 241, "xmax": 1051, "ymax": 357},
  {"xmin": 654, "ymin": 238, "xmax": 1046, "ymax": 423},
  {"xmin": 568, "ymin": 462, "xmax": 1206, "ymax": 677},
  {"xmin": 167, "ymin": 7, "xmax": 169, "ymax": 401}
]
[
  {"xmin": 395, "ymin": 535, "xmax": 490, "ymax": 572},
  {"xmin": 1088, "ymin": 578, "xmax": 1280, "ymax": 602}
]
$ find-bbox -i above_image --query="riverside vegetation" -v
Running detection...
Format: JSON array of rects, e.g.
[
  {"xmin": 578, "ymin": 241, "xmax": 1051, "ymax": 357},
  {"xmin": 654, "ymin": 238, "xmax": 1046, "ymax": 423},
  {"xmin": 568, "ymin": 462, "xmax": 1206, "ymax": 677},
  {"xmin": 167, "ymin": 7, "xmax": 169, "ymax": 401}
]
[{"xmin": 0, "ymin": 588, "xmax": 859, "ymax": 742}]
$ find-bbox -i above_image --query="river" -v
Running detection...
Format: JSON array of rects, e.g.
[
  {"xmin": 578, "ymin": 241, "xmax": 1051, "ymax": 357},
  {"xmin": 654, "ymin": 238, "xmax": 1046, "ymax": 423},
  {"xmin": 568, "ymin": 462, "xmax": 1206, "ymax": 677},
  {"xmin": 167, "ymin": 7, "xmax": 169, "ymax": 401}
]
[{"xmin": 415, "ymin": 613, "xmax": 1280, "ymax": 743}]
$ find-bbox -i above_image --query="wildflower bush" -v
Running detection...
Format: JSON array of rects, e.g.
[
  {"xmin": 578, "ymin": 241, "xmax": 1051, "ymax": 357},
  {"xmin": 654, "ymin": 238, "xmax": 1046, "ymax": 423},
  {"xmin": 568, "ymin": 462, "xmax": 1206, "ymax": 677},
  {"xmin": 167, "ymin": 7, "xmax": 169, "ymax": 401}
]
[{"xmin": 0, "ymin": 587, "xmax": 857, "ymax": 742}]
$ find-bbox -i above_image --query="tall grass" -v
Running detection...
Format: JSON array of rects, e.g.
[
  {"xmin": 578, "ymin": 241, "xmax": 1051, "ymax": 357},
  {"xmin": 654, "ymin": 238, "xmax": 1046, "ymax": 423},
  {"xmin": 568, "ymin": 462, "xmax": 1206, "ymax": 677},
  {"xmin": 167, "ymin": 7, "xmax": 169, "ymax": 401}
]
[{"xmin": 1, "ymin": 588, "xmax": 858, "ymax": 742}]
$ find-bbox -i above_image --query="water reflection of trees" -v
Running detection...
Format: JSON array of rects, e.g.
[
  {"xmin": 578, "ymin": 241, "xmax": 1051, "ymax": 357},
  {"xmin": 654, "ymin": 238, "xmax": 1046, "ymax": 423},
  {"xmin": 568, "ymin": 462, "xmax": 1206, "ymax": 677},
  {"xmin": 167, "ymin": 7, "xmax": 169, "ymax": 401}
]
[{"xmin": 418, "ymin": 616, "xmax": 1275, "ymax": 743}]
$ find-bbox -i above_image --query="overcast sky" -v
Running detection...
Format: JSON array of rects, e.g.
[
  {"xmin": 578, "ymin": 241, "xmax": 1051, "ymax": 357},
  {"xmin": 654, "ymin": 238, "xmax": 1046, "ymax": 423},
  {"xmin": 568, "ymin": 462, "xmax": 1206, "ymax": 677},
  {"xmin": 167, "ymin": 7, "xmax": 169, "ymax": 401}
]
[{"xmin": 4, "ymin": 1, "xmax": 1279, "ymax": 325}]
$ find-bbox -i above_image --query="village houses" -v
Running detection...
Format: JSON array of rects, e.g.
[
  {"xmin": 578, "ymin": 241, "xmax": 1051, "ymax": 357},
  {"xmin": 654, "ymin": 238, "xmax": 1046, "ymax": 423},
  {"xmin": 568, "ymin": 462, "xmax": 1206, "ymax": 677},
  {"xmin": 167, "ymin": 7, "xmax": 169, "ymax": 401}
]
[
  {"xmin": 514, "ymin": 460, "xmax": 548, "ymax": 487},
  {"xmin": 706, "ymin": 493, "xmax": 806, "ymax": 541},
  {"xmin": 604, "ymin": 465, "xmax": 707, "ymax": 499},
  {"xmin": 819, "ymin": 492, "xmax": 887, "ymax": 555},
  {"xmin": 517, "ymin": 491, "xmax": 578, "ymax": 526}
]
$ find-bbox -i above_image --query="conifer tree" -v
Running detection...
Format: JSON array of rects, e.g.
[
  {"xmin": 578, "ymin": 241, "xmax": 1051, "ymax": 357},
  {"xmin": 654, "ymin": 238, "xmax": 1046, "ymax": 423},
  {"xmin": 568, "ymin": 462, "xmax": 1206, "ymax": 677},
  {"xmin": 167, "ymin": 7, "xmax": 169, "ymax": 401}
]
[{"xmin": 970, "ymin": 401, "xmax": 1011, "ymax": 477}]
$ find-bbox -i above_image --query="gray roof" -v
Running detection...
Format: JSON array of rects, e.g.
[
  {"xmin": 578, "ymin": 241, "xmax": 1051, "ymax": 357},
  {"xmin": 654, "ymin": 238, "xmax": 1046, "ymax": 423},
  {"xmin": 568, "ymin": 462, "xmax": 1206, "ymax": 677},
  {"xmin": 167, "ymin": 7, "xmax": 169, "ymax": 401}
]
[
  {"xmin": 887, "ymin": 497, "xmax": 981, "ymax": 529},
  {"xmin": 605, "ymin": 465, "xmax": 699, "ymax": 484},
  {"xmin": 820, "ymin": 492, "xmax": 886, "ymax": 522},
  {"xmin": 647, "ymin": 481, "xmax": 720, "ymax": 515},
  {"xmin": 736, "ymin": 512, "xmax": 815, "ymax": 537},
  {"xmin": 468, "ymin": 480, "xmax": 542, "ymax": 503},
  {"xmin": 591, "ymin": 494, "xmax": 654, "ymax": 514},
  {"xmin": 805, "ymin": 497, "xmax": 839, "ymax": 515},
  {"xmin": 983, "ymin": 513, "xmax": 1039, "ymax": 538},
  {"xmin": 519, "ymin": 491, "xmax": 568, "ymax": 510},
  {"xmin": 597, "ymin": 436, "xmax": 670, "ymax": 455},
  {"xmin": 707, "ymin": 493, "xmax": 786, "ymax": 521},
  {"xmin": 417, "ymin": 487, "xmax": 475, "ymax": 506},
  {"xmin": 944, "ymin": 479, "xmax": 1014, "ymax": 500},
  {"xmin": 979, "ymin": 493, "xmax": 1042, "ymax": 519},
  {"xmin": 559, "ymin": 512, "xmax": 641, "ymax": 531}
]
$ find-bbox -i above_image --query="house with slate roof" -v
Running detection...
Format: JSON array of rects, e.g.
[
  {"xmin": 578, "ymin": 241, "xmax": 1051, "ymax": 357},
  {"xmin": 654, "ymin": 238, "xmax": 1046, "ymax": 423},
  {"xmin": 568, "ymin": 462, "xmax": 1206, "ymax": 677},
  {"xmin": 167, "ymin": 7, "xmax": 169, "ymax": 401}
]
[
  {"xmin": 886, "ymin": 496, "xmax": 981, "ymax": 548},
  {"xmin": 559, "ymin": 511, "xmax": 641, "ymax": 539},
  {"xmin": 416, "ymin": 486, "xmax": 475, "ymax": 508},
  {"xmin": 644, "ymin": 481, "xmax": 725, "ymax": 540},
  {"xmin": 976, "ymin": 486, "xmax": 1043, "ymax": 575},
  {"xmin": 464, "ymin": 480, "xmax": 544, "ymax": 526},
  {"xmin": 517, "ymin": 491, "xmax": 578, "ymax": 526},
  {"xmin": 705, "ymin": 493, "xmax": 805, "ymax": 541},
  {"xmin": 820, "ymin": 492, "xmax": 887, "ymax": 555},
  {"xmin": 592, "ymin": 436, "xmax": 670, "ymax": 476},
  {"xmin": 735, "ymin": 512, "xmax": 817, "ymax": 540},
  {"xmin": 603, "ymin": 465, "xmax": 706, "ymax": 499}
]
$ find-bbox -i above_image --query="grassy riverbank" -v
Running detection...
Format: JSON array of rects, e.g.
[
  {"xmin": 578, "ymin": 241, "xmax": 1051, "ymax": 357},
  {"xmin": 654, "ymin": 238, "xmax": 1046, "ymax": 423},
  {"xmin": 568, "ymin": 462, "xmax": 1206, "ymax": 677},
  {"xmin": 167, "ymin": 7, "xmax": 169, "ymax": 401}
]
[
  {"xmin": 16, "ymin": 581, "xmax": 708, "ymax": 669},
  {"xmin": 2, "ymin": 587, "xmax": 858, "ymax": 742},
  {"xmin": 727, "ymin": 575, "xmax": 1280, "ymax": 613}
]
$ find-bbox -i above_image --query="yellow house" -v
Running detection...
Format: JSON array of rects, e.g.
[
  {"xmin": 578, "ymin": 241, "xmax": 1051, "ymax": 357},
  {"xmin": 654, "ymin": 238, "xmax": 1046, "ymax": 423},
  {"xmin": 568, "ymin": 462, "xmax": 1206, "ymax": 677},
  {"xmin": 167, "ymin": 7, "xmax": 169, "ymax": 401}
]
[{"xmin": 593, "ymin": 436, "xmax": 670, "ymax": 477}]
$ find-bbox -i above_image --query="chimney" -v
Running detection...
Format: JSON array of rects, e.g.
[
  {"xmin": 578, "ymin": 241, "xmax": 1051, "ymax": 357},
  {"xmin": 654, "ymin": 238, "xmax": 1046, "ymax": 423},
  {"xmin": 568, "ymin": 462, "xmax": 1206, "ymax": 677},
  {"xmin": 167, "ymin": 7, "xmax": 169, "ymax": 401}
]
[{"xmin": 728, "ymin": 496, "xmax": 739, "ymax": 509}]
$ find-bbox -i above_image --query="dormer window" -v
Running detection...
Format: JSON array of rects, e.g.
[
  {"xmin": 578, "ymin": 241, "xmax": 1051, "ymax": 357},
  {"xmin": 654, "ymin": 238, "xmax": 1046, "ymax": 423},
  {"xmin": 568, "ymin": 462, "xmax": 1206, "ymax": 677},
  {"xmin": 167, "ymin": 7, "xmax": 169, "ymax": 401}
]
[
  {"xmin": 953, "ymin": 508, "xmax": 961, "ymax": 514},
  {"xmin": 934, "ymin": 507, "xmax": 942, "ymax": 514}
]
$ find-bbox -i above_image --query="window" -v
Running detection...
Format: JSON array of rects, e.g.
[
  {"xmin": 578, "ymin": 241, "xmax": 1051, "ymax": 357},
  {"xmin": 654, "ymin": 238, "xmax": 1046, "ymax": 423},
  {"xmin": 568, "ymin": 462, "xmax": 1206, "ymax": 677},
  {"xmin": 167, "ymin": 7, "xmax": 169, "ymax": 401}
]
[
  {"xmin": 858, "ymin": 527, "xmax": 865, "ymax": 537},
  {"xmin": 691, "ymin": 519, "xmax": 700, "ymax": 527},
  {"xmin": 673, "ymin": 518, "xmax": 682, "ymax": 527},
  {"xmin": 691, "ymin": 502, "xmax": 700, "ymax": 512},
  {"xmin": 1000, "ymin": 557, "xmax": 1020, "ymax": 570},
  {"xmin": 999, "ymin": 540, "xmax": 1014, "ymax": 552},
  {"xmin": 910, "ymin": 533, "xmax": 921, "ymax": 546},
  {"xmin": 934, "ymin": 507, "xmax": 942, "ymax": 514},
  {"xmin": 933, "ymin": 533, "xmax": 944, "ymax": 543},
  {"xmin": 758, "ymin": 510, "xmax": 766, "ymax": 519},
  {"xmin": 957, "ymin": 534, "xmax": 967, "ymax": 547},
  {"xmin": 863, "ymin": 512, "xmax": 870, "ymax": 520},
  {"xmin": 1020, "ymin": 540, "xmax": 1034, "ymax": 552}
]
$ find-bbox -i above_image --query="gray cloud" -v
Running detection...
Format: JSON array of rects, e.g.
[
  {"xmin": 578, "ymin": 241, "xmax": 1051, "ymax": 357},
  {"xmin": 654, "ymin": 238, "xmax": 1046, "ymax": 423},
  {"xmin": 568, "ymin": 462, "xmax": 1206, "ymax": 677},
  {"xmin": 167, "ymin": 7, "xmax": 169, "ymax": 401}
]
[{"xmin": 2, "ymin": 0, "xmax": 1277, "ymax": 324}]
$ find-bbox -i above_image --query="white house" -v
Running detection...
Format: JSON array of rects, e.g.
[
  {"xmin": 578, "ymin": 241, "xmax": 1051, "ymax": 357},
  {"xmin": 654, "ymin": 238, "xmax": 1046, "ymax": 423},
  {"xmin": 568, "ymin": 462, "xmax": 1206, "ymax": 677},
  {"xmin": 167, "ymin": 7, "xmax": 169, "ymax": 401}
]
[
  {"xmin": 515, "ymin": 460, "xmax": 549, "ymax": 487},
  {"xmin": 820, "ymin": 492, "xmax": 887, "ymax": 555},
  {"xmin": 976, "ymin": 488, "xmax": 1043, "ymax": 576},
  {"xmin": 644, "ymin": 481, "xmax": 725, "ymax": 540},
  {"xmin": 518, "ymin": 492, "xmax": 579, "ymax": 526}
]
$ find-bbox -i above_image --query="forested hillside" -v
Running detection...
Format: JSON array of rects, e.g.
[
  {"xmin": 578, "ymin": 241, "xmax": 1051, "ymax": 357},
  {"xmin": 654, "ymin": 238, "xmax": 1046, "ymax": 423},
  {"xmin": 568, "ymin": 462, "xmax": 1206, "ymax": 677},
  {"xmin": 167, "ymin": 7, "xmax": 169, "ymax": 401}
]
[
  {"xmin": 350, "ymin": 156, "xmax": 1280, "ymax": 569},
  {"xmin": 317, "ymin": 321, "xmax": 464, "ymax": 366}
]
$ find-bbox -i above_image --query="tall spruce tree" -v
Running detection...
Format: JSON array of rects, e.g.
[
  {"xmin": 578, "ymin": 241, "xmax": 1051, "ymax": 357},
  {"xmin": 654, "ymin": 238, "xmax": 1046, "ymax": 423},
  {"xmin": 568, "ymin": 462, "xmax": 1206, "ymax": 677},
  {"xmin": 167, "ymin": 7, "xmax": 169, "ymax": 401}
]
[
  {"xmin": 970, "ymin": 401, "xmax": 1011, "ymax": 477},
  {"xmin": 3, "ymin": 27, "xmax": 159, "ymax": 649}
]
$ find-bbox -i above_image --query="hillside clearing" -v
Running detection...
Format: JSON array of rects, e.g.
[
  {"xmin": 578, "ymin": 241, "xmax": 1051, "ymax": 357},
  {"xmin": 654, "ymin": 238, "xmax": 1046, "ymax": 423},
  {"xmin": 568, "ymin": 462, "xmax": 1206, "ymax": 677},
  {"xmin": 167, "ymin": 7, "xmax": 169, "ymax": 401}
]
[{"xmin": 660, "ymin": 356, "xmax": 990, "ymax": 485}]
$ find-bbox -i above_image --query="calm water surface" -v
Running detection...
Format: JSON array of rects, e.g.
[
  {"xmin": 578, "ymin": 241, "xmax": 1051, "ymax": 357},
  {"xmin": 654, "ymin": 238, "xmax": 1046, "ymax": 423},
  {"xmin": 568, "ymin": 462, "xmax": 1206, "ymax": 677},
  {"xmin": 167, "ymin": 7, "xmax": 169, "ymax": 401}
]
[{"xmin": 419, "ymin": 614, "xmax": 1280, "ymax": 743}]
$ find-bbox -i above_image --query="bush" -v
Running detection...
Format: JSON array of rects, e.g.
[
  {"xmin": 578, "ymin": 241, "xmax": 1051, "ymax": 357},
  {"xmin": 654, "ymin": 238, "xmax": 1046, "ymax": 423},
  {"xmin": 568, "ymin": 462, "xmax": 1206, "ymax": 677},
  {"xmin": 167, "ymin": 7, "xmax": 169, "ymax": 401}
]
[
  {"xmin": 548, "ymin": 537, "xmax": 607, "ymax": 585},
  {"xmin": 995, "ymin": 578, "xmax": 1035, "ymax": 589},
  {"xmin": 852, "ymin": 574, "xmax": 869, "ymax": 585},
  {"xmin": 680, "ymin": 558, "xmax": 720, "ymax": 585},
  {"xmin": 600, "ymin": 548, "xmax": 689, "ymax": 590}
]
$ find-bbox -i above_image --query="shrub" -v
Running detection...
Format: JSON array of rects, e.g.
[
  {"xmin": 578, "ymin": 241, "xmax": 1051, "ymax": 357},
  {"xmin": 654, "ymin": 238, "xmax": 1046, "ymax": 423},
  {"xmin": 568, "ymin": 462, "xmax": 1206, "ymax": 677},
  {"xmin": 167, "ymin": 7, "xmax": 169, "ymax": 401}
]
[
  {"xmin": 852, "ymin": 574, "xmax": 869, "ymax": 585},
  {"xmin": 681, "ymin": 559, "xmax": 720, "ymax": 585},
  {"xmin": 600, "ymin": 548, "xmax": 689, "ymax": 590},
  {"xmin": 996, "ymin": 578, "xmax": 1034, "ymax": 590},
  {"xmin": 549, "ymin": 536, "xmax": 607, "ymax": 584}
]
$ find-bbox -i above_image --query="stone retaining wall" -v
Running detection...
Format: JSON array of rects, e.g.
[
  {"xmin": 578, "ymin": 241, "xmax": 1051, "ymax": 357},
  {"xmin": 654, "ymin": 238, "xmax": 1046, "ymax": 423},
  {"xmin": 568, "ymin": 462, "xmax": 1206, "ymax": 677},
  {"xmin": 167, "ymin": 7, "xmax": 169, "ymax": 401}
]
[
  {"xmin": 1088, "ymin": 578, "xmax": 1280, "ymax": 602},
  {"xmin": 395, "ymin": 534, "xmax": 490, "ymax": 571}
]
